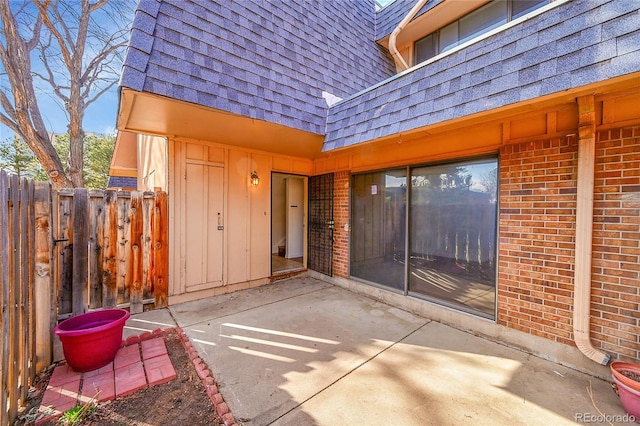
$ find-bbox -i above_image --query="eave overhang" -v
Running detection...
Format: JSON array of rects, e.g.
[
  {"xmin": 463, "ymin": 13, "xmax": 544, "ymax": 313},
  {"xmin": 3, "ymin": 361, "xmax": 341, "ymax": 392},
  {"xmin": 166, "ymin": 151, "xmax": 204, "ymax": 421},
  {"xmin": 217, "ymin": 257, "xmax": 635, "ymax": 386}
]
[{"xmin": 117, "ymin": 88, "xmax": 325, "ymax": 159}]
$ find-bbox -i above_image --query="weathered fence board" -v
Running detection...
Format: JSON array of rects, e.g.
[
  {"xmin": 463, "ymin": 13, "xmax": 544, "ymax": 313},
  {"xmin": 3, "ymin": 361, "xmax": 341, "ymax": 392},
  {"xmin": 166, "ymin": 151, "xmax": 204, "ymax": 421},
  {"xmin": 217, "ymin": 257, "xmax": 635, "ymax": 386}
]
[
  {"xmin": 55, "ymin": 192, "xmax": 73, "ymax": 317},
  {"xmin": 0, "ymin": 169, "xmax": 168, "ymax": 425},
  {"xmin": 0, "ymin": 170, "xmax": 10, "ymax": 426},
  {"xmin": 54, "ymin": 189, "xmax": 168, "ymax": 318},
  {"xmin": 72, "ymin": 189, "xmax": 89, "ymax": 315},
  {"xmin": 89, "ymin": 191, "xmax": 105, "ymax": 309},
  {"xmin": 155, "ymin": 192, "xmax": 169, "ymax": 308},
  {"xmin": 9, "ymin": 174, "xmax": 20, "ymax": 422},
  {"xmin": 102, "ymin": 190, "xmax": 118, "ymax": 307},
  {"xmin": 0, "ymin": 173, "xmax": 41, "ymax": 425}
]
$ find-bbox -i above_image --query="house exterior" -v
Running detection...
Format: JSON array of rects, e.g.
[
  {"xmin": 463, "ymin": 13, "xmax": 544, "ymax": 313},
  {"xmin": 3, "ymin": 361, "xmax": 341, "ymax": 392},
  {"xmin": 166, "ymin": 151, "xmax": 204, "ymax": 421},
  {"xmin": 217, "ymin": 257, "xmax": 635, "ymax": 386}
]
[{"xmin": 113, "ymin": 0, "xmax": 640, "ymax": 375}]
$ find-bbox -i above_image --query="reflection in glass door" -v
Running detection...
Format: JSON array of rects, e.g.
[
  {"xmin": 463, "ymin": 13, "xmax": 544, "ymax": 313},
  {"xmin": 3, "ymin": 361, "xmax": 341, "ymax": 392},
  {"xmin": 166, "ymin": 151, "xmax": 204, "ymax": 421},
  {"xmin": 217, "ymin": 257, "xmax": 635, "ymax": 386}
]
[
  {"xmin": 350, "ymin": 169, "xmax": 406, "ymax": 290},
  {"xmin": 348, "ymin": 158, "xmax": 498, "ymax": 319},
  {"xmin": 408, "ymin": 158, "xmax": 498, "ymax": 318}
]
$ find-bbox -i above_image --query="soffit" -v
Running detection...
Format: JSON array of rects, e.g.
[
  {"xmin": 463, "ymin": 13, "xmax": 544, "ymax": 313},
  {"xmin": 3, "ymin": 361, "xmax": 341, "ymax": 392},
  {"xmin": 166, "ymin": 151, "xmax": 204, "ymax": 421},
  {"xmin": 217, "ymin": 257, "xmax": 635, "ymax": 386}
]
[{"xmin": 117, "ymin": 89, "xmax": 324, "ymax": 159}]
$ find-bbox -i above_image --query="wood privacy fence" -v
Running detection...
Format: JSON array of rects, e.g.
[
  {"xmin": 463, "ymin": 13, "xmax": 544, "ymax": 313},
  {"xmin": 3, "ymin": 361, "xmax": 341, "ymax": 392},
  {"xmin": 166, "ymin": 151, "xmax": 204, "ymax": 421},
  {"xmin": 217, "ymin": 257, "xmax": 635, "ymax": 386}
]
[
  {"xmin": 55, "ymin": 188, "xmax": 168, "ymax": 318},
  {"xmin": 0, "ymin": 170, "xmax": 168, "ymax": 425}
]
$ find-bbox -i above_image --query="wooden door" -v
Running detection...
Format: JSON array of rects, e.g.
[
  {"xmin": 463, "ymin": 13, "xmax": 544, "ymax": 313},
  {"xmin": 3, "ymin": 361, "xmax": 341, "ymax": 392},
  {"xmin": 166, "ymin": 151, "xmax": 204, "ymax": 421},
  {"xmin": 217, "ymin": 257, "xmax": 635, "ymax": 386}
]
[
  {"xmin": 184, "ymin": 163, "xmax": 224, "ymax": 292},
  {"xmin": 308, "ymin": 173, "xmax": 334, "ymax": 276}
]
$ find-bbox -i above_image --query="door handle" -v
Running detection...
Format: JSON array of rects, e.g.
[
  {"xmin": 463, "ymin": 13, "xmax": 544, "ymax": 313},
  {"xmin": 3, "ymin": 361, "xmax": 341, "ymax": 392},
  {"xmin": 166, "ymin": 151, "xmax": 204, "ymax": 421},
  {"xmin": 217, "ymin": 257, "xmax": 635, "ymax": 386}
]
[
  {"xmin": 217, "ymin": 212, "xmax": 224, "ymax": 230},
  {"xmin": 326, "ymin": 220, "xmax": 335, "ymax": 229}
]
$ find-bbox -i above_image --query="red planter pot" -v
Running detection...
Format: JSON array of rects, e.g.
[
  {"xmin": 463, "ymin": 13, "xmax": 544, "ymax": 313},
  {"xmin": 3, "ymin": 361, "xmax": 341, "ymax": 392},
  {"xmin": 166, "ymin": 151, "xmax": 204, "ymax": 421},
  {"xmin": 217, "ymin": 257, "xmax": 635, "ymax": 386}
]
[
  {"xmin": 611, "ymin": 362, "xmax": 640, "ymax": 392},
  {"xmin": 612, "ymin": 375, "xmax": 640, "ymax": 419},
  {"xmin": 611, "ymin": 362, "xmax": 640, "ymax": 420},
  {"xmin": 54, "ymin": 308, "xmax": 130, "ymax": 372}
]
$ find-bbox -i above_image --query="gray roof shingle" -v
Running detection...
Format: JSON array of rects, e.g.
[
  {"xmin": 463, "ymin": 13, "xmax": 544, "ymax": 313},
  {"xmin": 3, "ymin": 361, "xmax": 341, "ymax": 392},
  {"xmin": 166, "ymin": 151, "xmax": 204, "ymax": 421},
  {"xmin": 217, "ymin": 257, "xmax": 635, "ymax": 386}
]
[
  {"xmin": 323, "ymin": 0, "xmax": 640, "ymax": 151},
  {"xmin": 121, "ymin": 0, "xmax": 639, "ymax": 154},
  {"xmin": 107, "ymin": 176, "xmax": 137, "ymax": 189},
  {"xmin": 121, "ymin": 0, "xmax": 395, "ymax": 136}
]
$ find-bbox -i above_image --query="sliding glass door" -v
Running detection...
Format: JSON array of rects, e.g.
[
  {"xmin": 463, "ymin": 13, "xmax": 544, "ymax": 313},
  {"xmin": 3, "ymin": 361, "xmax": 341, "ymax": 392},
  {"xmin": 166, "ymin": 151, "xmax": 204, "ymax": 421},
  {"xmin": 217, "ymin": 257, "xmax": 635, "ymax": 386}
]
[
  {"xmin": 350, "ymin": 169, "xmax": 406, "ymax": 290},
  {"xmin": 350, "ymin": 158, "xmax": 498, "ymax": 318},
  {"xmin": 409, "ymin": 159, "xmax": 497, "ymax": 318}
]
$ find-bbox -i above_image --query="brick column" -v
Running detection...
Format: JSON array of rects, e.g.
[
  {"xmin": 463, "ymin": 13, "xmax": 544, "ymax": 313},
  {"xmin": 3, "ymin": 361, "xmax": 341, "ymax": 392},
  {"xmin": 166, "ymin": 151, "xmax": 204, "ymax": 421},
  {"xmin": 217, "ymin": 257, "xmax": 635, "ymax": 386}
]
[{"xmin": 333, "ymin": 171, "xmax": 350, "ymax": 278}]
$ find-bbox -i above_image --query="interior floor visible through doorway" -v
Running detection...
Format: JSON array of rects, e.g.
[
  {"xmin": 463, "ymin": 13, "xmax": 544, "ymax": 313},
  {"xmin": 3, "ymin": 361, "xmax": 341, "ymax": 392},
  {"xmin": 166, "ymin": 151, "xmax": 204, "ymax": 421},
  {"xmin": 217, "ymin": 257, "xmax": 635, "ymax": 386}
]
[{"xmin": 272, "ymin": 254, "xmax": 304, "ymax": 274}]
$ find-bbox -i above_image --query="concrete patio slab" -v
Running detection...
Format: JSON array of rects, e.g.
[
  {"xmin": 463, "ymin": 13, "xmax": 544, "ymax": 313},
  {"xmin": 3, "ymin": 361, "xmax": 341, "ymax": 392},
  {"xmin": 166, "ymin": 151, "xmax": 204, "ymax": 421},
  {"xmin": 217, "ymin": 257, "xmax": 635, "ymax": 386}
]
[
  {"xmin": 274, "ymin": 321, "xmax": 624, "ymax": 425},
  {"xmin": 169, "ymin": 277, "xmax": 333, "ymax": 327},
  {"xmin": 123, "ymin": 308, "xmax": 176, "ymax": 339},
  {"xmin": 181, "ymin": 280, "xmax": 427, "ymax": 424},
  {"xmin": 173, "ymin": 277, "xmax": 629, "ymax": 426}
]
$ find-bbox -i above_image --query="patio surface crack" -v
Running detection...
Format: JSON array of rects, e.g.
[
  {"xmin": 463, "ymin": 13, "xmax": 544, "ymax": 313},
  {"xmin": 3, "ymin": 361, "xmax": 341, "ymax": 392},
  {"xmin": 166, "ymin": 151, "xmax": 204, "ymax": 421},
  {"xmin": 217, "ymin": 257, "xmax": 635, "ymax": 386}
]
[{"xmin": 266, "ymin": 319, "xmax": 432, "ymax": 425}]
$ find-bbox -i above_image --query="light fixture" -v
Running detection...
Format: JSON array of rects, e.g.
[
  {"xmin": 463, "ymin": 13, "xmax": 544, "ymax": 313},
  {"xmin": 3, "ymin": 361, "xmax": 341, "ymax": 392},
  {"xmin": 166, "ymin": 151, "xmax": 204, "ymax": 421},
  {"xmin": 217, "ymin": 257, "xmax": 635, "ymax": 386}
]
[{"xmin": 250, "ymin": 171, "xmax": 260, "ymax": 186}]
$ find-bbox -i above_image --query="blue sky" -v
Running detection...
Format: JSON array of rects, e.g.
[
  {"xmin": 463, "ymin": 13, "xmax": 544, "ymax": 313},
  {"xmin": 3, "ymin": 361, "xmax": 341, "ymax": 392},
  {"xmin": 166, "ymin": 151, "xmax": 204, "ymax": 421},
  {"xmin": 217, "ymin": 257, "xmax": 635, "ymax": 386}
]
[
  {"xmin": 28, "ymin": 84, "xmax": 121, "ymax": 136},
  {"xmin": 0, "ymin": 1, "xmax": 133, "ymax": 140}
]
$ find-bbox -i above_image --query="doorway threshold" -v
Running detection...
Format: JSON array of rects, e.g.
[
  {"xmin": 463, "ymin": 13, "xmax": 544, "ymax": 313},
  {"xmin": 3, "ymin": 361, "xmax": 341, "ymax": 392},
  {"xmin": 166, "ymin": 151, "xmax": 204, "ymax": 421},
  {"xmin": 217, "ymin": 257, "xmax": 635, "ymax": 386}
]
[{"xmin": 269, "ymin": 268, "xmax": 307, "ymax": 282}]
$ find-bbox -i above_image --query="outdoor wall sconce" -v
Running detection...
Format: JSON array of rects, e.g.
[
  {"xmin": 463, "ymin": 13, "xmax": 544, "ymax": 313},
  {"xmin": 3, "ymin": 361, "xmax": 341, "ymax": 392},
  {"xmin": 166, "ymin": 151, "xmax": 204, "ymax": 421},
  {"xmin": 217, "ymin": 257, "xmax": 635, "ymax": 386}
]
[{"xmin": 250, "ymin": 171, "xmax": 260, "ymax": 186}]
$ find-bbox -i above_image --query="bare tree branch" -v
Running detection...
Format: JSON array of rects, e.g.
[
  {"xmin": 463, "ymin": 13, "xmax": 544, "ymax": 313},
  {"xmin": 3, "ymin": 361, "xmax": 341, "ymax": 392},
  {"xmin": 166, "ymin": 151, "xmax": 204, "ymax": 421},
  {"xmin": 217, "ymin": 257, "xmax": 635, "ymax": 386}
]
[
  {"xmin": 85, "ymin": 80, "xmax": 117, "ymax": 107},
  {"xmin": 1, "ymin": 0, "xmax": 132, "ymax": 188},
  {"xmin": 0, "ymin": 0, "xmax": 71, "ymax": 188},
  {"xmin": 0, "ymin": 90, "xmax": 18, "ymax": 123}
]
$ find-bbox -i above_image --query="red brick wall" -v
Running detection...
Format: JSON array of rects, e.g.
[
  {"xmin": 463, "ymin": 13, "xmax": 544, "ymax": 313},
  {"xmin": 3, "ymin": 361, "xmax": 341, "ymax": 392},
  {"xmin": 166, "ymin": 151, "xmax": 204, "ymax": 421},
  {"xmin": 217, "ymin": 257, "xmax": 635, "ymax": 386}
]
[
  {"xmin": 498, "ymin": 137, "xmax": 578, "ymax": 345},
  {"xmin": 592, "ymin": 127, "xmax": 640, "ymax": 362},
  {"xmin": 333, "ymin": 171, "xmax": 350, "ymax": 278},
  {"xmin": 499, "ymin": 127, "xmax": 640, "ymax": 362}
]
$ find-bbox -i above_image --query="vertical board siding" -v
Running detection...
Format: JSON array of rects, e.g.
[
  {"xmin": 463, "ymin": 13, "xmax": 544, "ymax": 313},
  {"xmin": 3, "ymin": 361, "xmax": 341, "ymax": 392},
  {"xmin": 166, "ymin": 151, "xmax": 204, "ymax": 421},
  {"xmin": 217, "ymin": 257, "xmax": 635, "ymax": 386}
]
[{"xmin": 0, "ymin": 173, "xmax": 168, "ymax": 425}]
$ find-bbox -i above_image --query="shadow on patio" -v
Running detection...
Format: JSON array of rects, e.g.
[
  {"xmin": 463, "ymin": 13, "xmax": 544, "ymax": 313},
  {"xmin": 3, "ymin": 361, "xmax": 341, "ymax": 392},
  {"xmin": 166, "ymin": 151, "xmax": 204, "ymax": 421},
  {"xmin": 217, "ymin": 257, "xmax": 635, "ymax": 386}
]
[{"xmin": 142, "ymin": 277, "xmax": 625, "ymax": 425}]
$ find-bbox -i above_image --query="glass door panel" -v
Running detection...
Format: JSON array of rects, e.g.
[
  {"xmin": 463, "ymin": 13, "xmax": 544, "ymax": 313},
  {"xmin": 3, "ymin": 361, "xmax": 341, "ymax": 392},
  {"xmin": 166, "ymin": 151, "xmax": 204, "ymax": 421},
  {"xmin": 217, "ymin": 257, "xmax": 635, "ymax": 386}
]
[{"xmin": 409, "ymin": 158, "xmax": 498, "ymax": 318}]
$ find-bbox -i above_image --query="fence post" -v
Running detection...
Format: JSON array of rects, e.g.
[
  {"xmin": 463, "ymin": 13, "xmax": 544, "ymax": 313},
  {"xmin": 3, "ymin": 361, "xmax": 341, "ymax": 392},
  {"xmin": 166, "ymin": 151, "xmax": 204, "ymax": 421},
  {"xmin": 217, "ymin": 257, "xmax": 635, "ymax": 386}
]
[
  {"xmin": 34, "ymin": 182, "xmax": 53, "ymax": 371},
  {"xmin": 72, "ymin": 188, "xmax": 89, "ymax": 315},
  {"xmin": 155, "ymin": 192, "xmax": 168, "ymax": 308}
]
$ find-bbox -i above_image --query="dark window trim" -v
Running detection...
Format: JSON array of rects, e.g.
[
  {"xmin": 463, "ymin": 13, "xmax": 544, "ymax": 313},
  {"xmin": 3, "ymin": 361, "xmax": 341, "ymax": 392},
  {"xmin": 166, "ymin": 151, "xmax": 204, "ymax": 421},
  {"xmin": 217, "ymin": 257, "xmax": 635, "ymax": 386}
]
[{"xmin": 414, "ymin": 0, "xmax": 550, "ymax": 65}]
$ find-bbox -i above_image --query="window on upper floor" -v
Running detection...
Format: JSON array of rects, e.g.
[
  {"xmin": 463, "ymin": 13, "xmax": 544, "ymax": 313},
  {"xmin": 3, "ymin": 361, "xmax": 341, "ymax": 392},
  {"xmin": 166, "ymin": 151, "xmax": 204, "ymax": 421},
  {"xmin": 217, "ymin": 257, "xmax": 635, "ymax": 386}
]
[{"xmin": 415, "ymin": 0, "xmax": 549, "ymax": 65}]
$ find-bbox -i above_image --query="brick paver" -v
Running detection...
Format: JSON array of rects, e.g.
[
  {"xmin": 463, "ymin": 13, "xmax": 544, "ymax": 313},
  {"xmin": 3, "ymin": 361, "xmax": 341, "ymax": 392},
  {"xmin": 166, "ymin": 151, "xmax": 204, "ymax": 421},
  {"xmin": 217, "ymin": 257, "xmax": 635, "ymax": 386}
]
[
  {"xmin": 144, "ymin": 353, "xmax": 177, "ymax": 386},
  {"xmin": 114, "ymin": 361, "xmax": 147, "ymax": 397},
  {"xmin": 40, "ymin": 378, "xmax": 80, "ymax": 412},
  {"xmin": 83, "ymin": 369, "xmax": 115, "ymax": 402},
  {"xmin": 114, "ymin": 343, "xmax": 141, "ymax": 369},
  {"xmin": 141, "ymin": 337, "xmax": 168, "ymax": 360},
  {"xmin": 48, "ymin": 364, "xmax": 82, "ymax": 386},
  {"xmin": 37, "ymin": 331, "xmax": 176, "ymax": 424}
]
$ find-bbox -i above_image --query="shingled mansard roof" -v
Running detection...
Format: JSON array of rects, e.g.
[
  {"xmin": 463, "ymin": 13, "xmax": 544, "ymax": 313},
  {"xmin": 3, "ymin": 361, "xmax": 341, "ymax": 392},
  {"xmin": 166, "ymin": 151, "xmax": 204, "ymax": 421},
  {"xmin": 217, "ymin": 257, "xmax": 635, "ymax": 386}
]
[
  {"xmin": 120, "ymin": 0, "xmax": 395, "ymax": 136},
  {"xmin": 121, "ymin": 0, "xmax": 640, "ymax": 152},
  {"xmin": 324, "ymin": 0, "xmax": 640, "ymax": 150}
]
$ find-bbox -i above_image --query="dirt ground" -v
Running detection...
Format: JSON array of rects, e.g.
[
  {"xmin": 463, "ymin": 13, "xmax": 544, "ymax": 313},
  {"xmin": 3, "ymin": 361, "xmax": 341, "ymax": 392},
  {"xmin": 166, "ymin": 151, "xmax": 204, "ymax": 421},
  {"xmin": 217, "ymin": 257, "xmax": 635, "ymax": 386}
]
[{"xmin": 15, "ymin": 331, "xmax": 223, "ymax": 425}]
